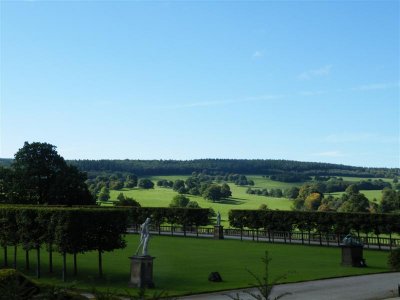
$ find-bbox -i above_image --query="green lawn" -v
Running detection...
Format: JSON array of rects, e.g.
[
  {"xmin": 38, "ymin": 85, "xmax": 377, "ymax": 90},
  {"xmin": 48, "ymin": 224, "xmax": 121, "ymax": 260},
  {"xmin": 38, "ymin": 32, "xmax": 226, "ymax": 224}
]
[
  {"xmin": 328, "ymin": 190, "xmax": 383, "ymax": 202},
  {"xmin": 108, "ymin": 175, "xmax": 388, "ymax": 225},
  {"xmin": 109, "ymin": 175, "xmax": 295, "ymax": 226},
  {"xmin": 8, "ymin": 235, "xmax": 391, "ymax": 297}
]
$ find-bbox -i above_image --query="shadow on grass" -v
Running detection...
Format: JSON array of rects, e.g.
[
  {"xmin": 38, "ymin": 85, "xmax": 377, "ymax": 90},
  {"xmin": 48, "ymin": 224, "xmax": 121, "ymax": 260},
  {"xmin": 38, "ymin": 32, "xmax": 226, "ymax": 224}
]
[{"xmin": 215, "ymin": 198, "xmax": 245, "ymax": 205}]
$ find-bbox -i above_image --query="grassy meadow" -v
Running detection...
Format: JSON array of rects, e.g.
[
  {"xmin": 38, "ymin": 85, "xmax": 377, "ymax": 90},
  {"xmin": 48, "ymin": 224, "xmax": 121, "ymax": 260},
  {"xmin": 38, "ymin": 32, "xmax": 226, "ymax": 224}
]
[
  {"xmin": 107, "ymin": 175, "xmax": 389, "ymax": 225},
  {"xmin": 109, "ymin": 175, "xmax": 296, "ymax": 225},
  {"xmin": 8, "ymin": 235, "xmax": 391, "ymax": 296}
]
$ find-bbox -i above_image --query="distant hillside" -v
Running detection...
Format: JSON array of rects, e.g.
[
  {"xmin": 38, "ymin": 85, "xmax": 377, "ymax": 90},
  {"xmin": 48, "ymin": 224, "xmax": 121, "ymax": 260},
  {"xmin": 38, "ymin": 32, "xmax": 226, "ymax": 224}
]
[{"xmin": 1, "ymin": 158, "xmax": 398, "ymax": 178}]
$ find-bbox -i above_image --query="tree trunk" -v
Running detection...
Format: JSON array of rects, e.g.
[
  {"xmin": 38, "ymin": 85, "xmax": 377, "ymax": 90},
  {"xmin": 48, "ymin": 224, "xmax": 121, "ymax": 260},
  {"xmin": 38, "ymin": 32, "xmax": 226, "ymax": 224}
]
[
  {"xmin": 25, "ymin": 250, "xmax": 30, "ymax": 270},
  {"xmin": 3, "ymin": 246, "xmax": 8, "ymax": 267},
  {"xmin": 36, "ymin": 247, "xmax": 41, "ymax": 279},
  {"xmin": 73, "ymin": 253, "xmax": 77, "ymax": 276},
  {"xmin": 62, "ymin": 252, "xmax": 67, "ymax": 282},
  {"xmin": 13, "ymin": 245, "xmax": 17, "ymax": 269},
  {"xmin": 98, "ymin": 250, "xmax": 103, "ymax": 278},
  {"xmin": 49, "ymin": 246, "xmax": 53, "ymax": 273}
]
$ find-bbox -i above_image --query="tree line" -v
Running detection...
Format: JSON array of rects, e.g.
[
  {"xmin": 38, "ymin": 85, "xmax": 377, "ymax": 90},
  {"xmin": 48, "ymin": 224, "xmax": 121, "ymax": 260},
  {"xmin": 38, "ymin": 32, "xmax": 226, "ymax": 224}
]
[
  {"xmin": 292, "ymin": 182, "xmax": 399, "ymax": 213},
  {"xmin": 2, "ymin": 158, "xmax": 395, "ymax": 178}
]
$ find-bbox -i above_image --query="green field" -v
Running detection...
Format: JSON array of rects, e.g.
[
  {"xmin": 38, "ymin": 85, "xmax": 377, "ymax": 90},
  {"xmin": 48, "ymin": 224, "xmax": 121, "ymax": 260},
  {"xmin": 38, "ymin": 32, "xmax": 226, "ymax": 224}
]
[
  {"xmin": 108, "ymin": 175, "xmax": 389, "ymax": 225},
  {"xmin": 109, "ymin": 175, "xmax": 296, "ymax": 225},
  {"xmin": 328, "ymin": 190, "xmax": 383, "ymax": 202},
  {"xmin": 8, "ymin": 235, "xmax": 391, "ymax": 296}
]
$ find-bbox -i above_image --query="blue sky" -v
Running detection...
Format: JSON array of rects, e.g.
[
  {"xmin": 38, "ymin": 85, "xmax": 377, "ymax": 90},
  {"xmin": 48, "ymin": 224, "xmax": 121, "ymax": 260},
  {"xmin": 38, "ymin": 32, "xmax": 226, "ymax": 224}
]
[{"xmin": 1, "ymin": 1, "xmax": 399, "ymax": 167}]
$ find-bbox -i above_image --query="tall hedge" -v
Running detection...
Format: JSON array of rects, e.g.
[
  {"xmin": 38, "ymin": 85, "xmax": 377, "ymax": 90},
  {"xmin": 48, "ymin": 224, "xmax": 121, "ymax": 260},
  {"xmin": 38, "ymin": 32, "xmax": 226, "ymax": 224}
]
[{"xmin": 229, "ymin": 210, "xmax": 400, "ymax": 236}]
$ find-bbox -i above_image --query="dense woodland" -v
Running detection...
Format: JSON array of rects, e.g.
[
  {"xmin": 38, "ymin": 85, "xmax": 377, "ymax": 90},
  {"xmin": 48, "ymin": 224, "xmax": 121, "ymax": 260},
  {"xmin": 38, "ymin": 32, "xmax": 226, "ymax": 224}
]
[{"xmin": 1, "ymin": 158, "xmax": 399, "ymax": 178}]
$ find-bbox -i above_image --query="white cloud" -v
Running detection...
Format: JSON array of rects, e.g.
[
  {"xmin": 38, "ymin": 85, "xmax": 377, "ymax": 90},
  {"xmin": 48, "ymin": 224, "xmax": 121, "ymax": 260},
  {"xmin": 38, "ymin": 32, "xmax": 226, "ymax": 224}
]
[
  {"xmin": 252, "ymin": 50, "xmax": 264, "ymax": 58},
  {"xmin": 298, "ymin": 65, "xmax": 332, "ymax": 80},
  {"xmin": 351, "ymin": 82, "xmax": 400, "ymax": 91}
]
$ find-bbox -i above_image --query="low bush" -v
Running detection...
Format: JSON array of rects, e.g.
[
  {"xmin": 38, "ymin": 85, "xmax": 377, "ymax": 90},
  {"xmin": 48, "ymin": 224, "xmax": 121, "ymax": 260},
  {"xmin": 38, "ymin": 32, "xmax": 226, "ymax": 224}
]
[
  {"xmin": 0, "ymin": 268, "xmax": 39, "ymax": 300},
  {"xmin": 388, "ymin": 248, "xmax": 400, "ymax": 271}
]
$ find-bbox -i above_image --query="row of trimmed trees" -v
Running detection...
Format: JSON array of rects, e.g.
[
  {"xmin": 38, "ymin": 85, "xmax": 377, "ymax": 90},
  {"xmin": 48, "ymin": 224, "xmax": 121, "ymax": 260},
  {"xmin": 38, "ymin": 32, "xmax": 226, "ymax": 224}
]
[
  {"xmin": 0, "ymin": 206, "xmax": 128, "ymax": 280},
  {"xmin": 0, "ymin": 205, "xmax": 213, "ymax": 280},
  {"xmin": 229, "ymin": 210, "xmax": 400, "ymax": 238}
]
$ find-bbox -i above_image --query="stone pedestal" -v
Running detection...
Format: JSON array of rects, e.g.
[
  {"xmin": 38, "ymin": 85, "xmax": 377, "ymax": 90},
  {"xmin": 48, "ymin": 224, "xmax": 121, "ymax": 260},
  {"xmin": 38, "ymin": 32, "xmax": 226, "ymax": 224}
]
[
  {"xmin": 214, "ymin": 225, "xmax": 224, "ymax": 239},
  {"xmin": 340, "ymin": 245, "xmax": 365, "ymax": 267},
  {"xmin": 129, "ymin": 255, "xmax": 155, "ymax": 288}
]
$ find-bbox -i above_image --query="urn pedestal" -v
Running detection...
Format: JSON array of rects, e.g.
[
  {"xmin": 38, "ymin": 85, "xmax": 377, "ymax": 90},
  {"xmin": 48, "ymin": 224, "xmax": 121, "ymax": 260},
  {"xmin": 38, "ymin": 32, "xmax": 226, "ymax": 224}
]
[
  {"xmin": 340, "ymin": 245, "xmax": 365, "ymax": 267},
  {"xmin": 214, "ymin": 225, "xmax": 224, "ymax": 240},
  {"xmin": 129, "ymin": 255, "xmax": 155, "ymax": 288}
]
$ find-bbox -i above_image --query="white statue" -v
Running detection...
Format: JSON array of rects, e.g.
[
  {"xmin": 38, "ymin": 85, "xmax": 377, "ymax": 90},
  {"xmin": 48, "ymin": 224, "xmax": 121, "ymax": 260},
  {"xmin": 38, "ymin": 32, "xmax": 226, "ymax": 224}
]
[
  {"xmin": 136, "ymin": 217, "xmax": 151, "ymax": 256},
  {"xmin": 216, "ymin": 211, "xmax": 221, "ymax": 226}
]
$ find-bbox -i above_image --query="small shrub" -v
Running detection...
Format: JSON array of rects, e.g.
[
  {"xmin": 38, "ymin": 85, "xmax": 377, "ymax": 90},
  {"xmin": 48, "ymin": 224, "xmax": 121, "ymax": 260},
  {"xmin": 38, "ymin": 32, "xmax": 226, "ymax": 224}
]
[{"xmin": 388, "ymin": 248, "xmax": 400, "ymax": 271}]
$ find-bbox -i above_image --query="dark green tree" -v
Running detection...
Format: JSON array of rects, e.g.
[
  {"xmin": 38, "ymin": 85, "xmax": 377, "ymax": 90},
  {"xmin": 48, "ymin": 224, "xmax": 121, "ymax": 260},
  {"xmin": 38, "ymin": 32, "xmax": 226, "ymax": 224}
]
[
  {"xmin": 202, "ymin": 184, "xmax": 222, "ymax": 202},
  {"xmin": 220, "ymin": 183, "xmax": 232, "ymax": 198},
  {"xmin": 10, "ymin": 142, "xmax": 93, "ymax": 205},
  {"xmin": 97, "ymin": 187, "xmax": 110, "ymax": 202},
  {"xmin": 138, "ymin": 179, "xmax": 154, "ymax": 189},
  {"xmin": 169, "ymin": 195, "xmax": 190, "ymax": 208}
]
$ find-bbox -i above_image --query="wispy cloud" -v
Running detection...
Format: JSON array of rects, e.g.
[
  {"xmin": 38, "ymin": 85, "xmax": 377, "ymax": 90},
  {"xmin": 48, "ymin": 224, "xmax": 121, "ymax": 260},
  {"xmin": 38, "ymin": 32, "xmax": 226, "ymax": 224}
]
[
  {"xmin": 298, "ymin": 65, "xmax": 332, "ymax": 80},
  {"xmin": 351, "ymin": 82, "xmax": 400, "ymax": 91},
  {"xmin": 252, "ymin": 50, "xmax": 264, "ymax": 58},
  {"xmin": 324, "ymin": 133, "xmax": 398, "ymax": 144},
  {"xmin": 312, "ymin": 151, "xmax": 345, "ymax": 158}
]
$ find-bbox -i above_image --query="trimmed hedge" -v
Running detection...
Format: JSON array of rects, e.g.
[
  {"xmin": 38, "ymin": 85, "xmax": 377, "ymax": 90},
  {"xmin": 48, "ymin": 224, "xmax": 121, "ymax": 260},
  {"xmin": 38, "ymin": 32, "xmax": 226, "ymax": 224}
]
[
  {"xmin": 229, "ymin": 210, "xmax": 400, "ymax": 235},
  {"xmin": 129, "ymin": 207, "xmax": 212, "ymax": 227}
]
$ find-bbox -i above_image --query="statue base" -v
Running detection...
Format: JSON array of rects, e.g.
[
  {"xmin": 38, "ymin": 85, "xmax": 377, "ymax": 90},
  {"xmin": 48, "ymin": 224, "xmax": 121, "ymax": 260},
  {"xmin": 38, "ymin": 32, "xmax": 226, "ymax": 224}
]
[
  {"xmin": 214, "ymin": 225, "xmax": 224, "ymax": 239},
  {"xmin": 340, "ymin": 245, "xmax": 366, "ymax": 267},
  {"xmin": 129, "ymin": 255, "xmax": 155, "ymax": 288}
]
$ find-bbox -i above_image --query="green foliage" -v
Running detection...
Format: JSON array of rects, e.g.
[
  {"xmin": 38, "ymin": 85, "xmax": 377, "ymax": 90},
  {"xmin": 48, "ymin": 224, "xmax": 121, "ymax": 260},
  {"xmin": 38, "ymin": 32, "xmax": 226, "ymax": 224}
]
[
  {"xmin": 130, "ymin": 207, "xmax": 211, "ymax": 227},
  {"xmin": 345, "ymin": 184, "xmax": 359, "ymax": 194},
  {"xmin": 202, "ymin": 184, "xmax": 223, "ymax": 202},
  {"xmin": 229, "ymin": 209, "xmax": 400, "ymax": 235},
  {"xmin": 388, "ymin": 248, "xmax": 400, "ymax": 271},
  {"xmin": 98, "ymin": 187, "xmax": 110, "ymax": 202},
  {"xmin": 8, "ymin": 142, "xmax": 93, "ymax": 205},
  {"xmin": 169, "ymin": 195, "xmax": 190, "ymax": 208},
  {"xmin": 304, "ymin": 193, "xmax": 323, "ymax": 211},
  {"xmin": 0, "ymin": 269, "xmax": 39, "ymax": 300},
  {"xmin": 114, "ymin": 193, "xmax": 140, "ymax": 207},
  {"xmin": 138, "ymin": 179, "xmax": 154, "ymax": 189},
  {"xmin": 338, "ymin": 193, "xmax": 370, "ymax": 213},
  {"xmin": 380, "ymin": 188, "xmax": 400, "ymax": 213}
]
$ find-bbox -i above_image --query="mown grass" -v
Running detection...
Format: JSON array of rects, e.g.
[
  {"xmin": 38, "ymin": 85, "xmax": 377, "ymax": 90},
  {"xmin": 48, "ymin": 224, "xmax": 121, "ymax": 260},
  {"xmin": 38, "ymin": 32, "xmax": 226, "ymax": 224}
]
[
  {"xmin": 7, "ymin": 235, "xmax": 391, "ymax": 296},
  {"xmin": 108, "ymin": 175, "xmax": 388, "ymax": 225},
  {"xmin": 109, "ymin": 175, "xmax": 295, "ymax": 226}
]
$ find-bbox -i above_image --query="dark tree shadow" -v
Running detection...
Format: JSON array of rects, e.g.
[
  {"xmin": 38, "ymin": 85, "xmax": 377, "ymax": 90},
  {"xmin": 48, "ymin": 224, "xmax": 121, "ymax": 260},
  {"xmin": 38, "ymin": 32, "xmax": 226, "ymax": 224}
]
[{"xmin": 214, "ymin": 198, "xmax": 244, "ymax": 205}]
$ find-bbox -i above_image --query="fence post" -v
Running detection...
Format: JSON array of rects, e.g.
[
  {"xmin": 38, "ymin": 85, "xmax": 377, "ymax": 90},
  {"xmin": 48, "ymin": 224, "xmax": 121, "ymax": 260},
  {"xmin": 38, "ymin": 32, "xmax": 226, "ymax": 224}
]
[{"xmin": 377, "ymin": 234, "xmax": 381, "ymax": 250}]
